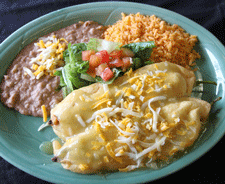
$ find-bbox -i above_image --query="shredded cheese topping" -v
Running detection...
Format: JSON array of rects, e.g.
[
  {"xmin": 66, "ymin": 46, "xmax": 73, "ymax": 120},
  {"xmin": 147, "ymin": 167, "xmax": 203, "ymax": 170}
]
[
  {"xmin": 24, "ymin": 35, "xmax": 67, "ymax": 79},
  {"xmin": 63, "ymin": 63, "xmax": 199, "ymax": 172},
  {"xmin": 41, "ymin": 105, "xmax": 48, "ymax": 122},
  {"xmin": 74, "ymin": 66, "xmax": 183, "ymax": 171}
]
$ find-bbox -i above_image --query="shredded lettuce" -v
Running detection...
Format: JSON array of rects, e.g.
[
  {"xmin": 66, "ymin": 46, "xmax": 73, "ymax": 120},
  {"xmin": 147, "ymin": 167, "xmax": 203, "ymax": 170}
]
[
  {"xmin": 87, "ymin": 38, "xmax": 121, "ymax": 53},
  {"xmin": 63, "ymin": 43, "xmax": 87, "ymax": 64},
  {"xmin": 122, "ymin": 41, "xmax": 155, "ymax": 61},
  {"xmin": 55, "ymin": 39, "xmax": 156, "ymax": 97},
  {"xmin": 54, "ymin": 42, "xmax": 91, "ymax": 96}
]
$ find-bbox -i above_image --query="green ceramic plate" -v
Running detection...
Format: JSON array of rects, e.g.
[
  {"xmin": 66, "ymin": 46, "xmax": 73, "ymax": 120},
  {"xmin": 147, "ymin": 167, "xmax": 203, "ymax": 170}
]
[{"xmin": 0, "ymin": 2, "xmax": 225, "ymax": 184}]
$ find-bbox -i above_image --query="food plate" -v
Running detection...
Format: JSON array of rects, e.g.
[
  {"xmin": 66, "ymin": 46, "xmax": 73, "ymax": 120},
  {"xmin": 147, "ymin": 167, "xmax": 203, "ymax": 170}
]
[{"xmin": 0, "ymin": 2, "xmax": 225, "ymax": 183}]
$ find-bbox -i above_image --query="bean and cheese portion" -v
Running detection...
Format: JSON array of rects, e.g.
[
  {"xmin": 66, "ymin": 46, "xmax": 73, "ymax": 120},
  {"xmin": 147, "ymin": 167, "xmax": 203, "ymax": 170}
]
[
  {"xmin": 49, "ymin": 62, "xmax": 210, "ymax": 173},
  {"xmin": 0, "ymin": 21, "xmax": 106, "ymax": 117}
]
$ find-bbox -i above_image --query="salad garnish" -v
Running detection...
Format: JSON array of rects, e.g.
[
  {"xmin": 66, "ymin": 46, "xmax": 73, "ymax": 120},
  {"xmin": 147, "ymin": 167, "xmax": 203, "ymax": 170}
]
[{"xmin": 54, "ymin": 38, "xmax": 156, "ymax": 97}]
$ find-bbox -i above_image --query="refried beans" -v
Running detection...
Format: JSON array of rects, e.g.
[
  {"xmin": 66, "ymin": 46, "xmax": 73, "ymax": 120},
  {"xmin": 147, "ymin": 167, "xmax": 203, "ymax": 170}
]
[{"xmin": 0, "ymin": 21, "xmax": 106, "ymax": 117}]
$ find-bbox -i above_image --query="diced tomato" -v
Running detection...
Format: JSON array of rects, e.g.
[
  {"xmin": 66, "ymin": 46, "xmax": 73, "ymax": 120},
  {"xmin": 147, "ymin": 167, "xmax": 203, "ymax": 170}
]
[
  {"xmin": 109, "ymin": 50, "xmax": 123, "ymax": 59},
  {"xmin": 109, "ymin": 58, "xmax": 123, "ymax": 68},
  {"xmin": 121, "ymin": 48, "xmax": 135, "ymax": 57},
  {"xmin": 122, "ymin": 57, "xmax": 132, "ymax": 70},
  {"xmin": 96, "ymin": 50, "xmax": 110, "ymax": 64},
  {"xmin": 86, "ymin": 66, "xmax": 96, "ymax": 78},
  {"xmin": 89, "ymin": 54, "xmax": 102, "ymax": 68},
  {"xmin": 100, "ymin": 67, "xmax": 114, "ymax": 81},
  {"xmin": 95, "ymin": 63, "xmax": 108, "ymax": 76},
  {"xmin": 82, "ymin": 50, "xmax": 96, "ymax": 61}
]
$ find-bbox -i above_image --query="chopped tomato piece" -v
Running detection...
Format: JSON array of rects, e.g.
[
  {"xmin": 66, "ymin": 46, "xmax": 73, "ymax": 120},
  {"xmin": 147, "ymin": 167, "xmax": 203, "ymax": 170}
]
[
  {"xmin": 109, "ymin": 58, "xmax": 123, "ymax": 68},
  {"xmin": 96, "ymin": 50, "xmax": 110, "ymax": 64},
  {"xmin": 82, "ymin": 50, "xmax": 95, "ymax": 61},
  {"xmin": 95, "ymin": 63, "xmax": 108, "ymax": 76},
  {"xmin": 100, "ymin": 67, "xmax": 114, "ymax": 81},
  {"xmin": 109, "ymin": 50, "xmax": 123, "ymax": 59},
  {"xmin": 95, "ymin": 64, "xmax": 113, "ymax": 81},
  {"xmin": 122, "ymin": 57, "xmax": 132, "ymax": 70},
  {"xmin": 121, "ymin": 48, "xmax": 135, "ymax": 57},
  {"xmin": 89, "ymin": 54, "xmax": 101, "ymax": 68},
  {"xmin": 86, "ymin": 66, "xmax": 96, "ymax": 78}
]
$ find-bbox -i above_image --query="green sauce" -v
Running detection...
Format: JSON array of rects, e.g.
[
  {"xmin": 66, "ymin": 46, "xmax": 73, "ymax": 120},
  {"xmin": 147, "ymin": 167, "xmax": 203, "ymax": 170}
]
[
  {"xmin": 39, "ymin": 138, "xmax": 63, "ymax": 155},
  {"xmin": 39, "ymin": 141, "xmax": 53, "ymax": 155}
]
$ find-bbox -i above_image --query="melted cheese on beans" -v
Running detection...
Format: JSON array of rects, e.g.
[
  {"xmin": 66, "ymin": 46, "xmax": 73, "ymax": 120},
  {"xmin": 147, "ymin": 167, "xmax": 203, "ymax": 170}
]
[{"xmin": 24, "ymin": 35, "xmax": 67, "ymax": 79}]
